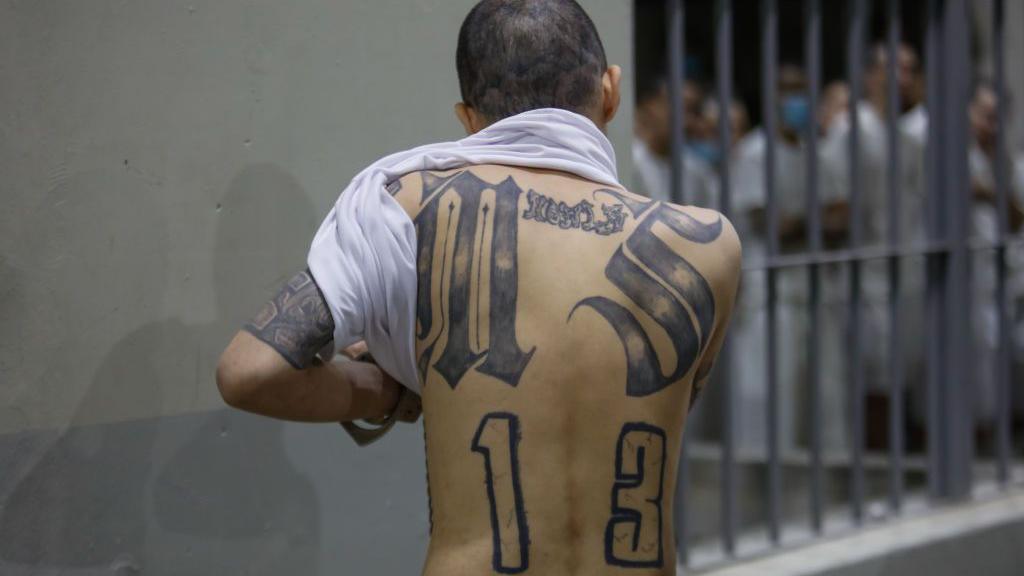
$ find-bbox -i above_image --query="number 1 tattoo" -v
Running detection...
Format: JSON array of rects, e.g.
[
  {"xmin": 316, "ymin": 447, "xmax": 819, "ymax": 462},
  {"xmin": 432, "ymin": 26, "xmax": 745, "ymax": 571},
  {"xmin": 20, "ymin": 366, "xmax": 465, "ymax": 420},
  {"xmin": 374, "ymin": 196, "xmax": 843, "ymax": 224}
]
[{"xmin": 472, "ymin": 412, "xmax": 530, "ymax": 574}]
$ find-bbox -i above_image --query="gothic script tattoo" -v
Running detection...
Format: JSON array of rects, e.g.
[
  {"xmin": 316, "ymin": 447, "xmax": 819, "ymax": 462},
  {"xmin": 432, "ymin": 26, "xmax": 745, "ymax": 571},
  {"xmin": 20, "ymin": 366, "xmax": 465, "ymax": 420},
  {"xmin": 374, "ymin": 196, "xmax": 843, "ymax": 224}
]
[
  {"xmin": 521, "ymin": 190, "xmax": 626, "ymax": 235},
  {"xmin": 244, "ymin": 269, "xmax": 334, "ymax": 369},
  {"xmin": 415, "ymin": 171, "xmax": 535, "ymax": 389},
  {"xmin": 572, "ymin": 200, "xmax": 721, "ymax": 397}
]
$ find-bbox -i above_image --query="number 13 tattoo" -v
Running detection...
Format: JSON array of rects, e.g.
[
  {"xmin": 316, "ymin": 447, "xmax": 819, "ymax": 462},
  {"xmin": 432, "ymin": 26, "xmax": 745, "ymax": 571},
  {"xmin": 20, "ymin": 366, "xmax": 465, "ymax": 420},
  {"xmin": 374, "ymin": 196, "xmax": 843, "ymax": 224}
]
[{"xmin": 472, "ymin": 414, "xmax": 668, "ymax": 570}]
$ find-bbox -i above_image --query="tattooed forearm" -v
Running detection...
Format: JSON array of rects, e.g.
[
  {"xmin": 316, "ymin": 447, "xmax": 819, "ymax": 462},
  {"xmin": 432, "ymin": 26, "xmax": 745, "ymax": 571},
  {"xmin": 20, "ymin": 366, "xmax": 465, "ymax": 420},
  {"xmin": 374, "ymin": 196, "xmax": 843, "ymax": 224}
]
[{"xmin": 244, "ymin": 269, "xmax": 335, "ymax": 369}]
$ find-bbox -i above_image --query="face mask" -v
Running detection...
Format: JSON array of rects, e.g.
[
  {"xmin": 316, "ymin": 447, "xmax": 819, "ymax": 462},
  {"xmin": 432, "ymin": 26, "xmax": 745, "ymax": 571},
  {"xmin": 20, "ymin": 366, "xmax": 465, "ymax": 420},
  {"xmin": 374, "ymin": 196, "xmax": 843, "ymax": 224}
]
[
  {"xmin": 687, "ymin": 140, "xmax": 722, "ymax": 166},
  {"xmin": 781, "ymin": 95, "xmax": 811, "ymax": 132}
]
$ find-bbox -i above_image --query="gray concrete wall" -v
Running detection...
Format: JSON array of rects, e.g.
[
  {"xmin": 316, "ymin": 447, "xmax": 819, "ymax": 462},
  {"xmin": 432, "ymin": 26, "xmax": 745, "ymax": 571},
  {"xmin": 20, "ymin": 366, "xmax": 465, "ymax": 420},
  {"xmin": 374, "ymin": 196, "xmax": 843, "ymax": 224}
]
[{"xmin": 0, "ymin": 1, "xmax": 633, "ymax": 573}]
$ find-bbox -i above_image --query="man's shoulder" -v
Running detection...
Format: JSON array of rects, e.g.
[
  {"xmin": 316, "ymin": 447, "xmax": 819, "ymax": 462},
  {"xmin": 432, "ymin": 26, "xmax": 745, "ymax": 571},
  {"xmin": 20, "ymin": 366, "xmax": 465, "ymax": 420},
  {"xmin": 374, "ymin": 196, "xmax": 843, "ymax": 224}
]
[
  {"xmin": 666, "ymin": 202, "xmax": 740, "ymax": 249},
  {"xmin": 389, "ymin": 164, "xmax": 630, "ymax": 208},
  {"xmin": 654, "ymin": 202, "xmax": 742, "ymax": 284},
  {"xmin": 386, "ymin": 168, "xmax": 467, "ymax": 216},
  {"xmin": 390, "ymin": 166, "xmax": 467, "ymax": 194}
]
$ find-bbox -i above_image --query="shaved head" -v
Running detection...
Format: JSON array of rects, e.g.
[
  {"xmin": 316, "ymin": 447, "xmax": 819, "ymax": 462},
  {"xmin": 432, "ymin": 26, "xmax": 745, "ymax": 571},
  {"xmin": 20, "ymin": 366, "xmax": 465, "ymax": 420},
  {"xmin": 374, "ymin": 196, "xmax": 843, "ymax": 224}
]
[{"xmin": 456, "ymin": 0, "xmax": 608, "ymax": 122}]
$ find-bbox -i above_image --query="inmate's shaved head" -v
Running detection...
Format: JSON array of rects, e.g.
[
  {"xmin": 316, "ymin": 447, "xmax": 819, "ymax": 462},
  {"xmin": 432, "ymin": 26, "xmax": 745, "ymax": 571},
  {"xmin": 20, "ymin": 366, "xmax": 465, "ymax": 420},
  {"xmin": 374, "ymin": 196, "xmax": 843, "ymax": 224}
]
[{"xmin": 456, "ymin": 0, "xmax": 608, "ymax": 122}]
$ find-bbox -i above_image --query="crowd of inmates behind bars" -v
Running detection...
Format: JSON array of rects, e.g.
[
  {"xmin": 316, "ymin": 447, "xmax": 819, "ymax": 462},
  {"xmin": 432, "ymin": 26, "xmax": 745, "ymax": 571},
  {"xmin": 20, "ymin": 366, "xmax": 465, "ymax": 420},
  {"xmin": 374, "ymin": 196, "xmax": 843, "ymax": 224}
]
[{"xmin": 632, "ymin": 42, "xmax": 1024, "ymax": 459}]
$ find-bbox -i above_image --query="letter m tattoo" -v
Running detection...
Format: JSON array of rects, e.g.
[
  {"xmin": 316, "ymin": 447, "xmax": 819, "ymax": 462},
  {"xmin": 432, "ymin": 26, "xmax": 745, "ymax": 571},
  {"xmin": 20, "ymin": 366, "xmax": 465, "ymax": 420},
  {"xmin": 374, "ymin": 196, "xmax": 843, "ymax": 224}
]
[
  {"xmin": 414, "ymin": 171, "xmax": 535, "ymax": 389},
  {"xmin": 572, "ymin": 203, "xmax": 722, "ymax": 397}
]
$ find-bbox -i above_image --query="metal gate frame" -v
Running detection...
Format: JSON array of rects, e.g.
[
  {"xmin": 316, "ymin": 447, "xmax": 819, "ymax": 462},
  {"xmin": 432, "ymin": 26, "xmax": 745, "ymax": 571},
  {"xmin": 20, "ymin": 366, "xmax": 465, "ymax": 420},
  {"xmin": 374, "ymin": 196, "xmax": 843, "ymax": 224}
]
[{"xmin": 663, "ymin": 0, "xmax": 1019, "ymax": 568}]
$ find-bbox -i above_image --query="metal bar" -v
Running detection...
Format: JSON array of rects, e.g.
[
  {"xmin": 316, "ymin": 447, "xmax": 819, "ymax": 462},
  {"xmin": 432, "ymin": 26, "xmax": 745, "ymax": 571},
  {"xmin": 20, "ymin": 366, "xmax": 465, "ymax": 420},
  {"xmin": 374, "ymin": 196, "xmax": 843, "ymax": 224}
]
[
  {"xmin": 808, "ymin": 268, "xmax": 823, "ymax": 530},
  {"xmin": 763, "ymin": 0, "xmax": 780, "ymax": 536},
  {"xmin": 847, "ymin": 0, "xmax": 866, "ymax": 525},
  {"xmin": 886, "ymin": 2, "xmax": 904, "ymax": 249},
  {"xmin": 944, "ymin": 0, "xmax": 974, "ymax": 499},
  {"xmin": 667, "ymin": 0, "xmax": 687, "ymax": 205},
  {"xmin": 805, "ymin": 0, "xmax": 821, "ymax": 254},
  {"xmin": 886, "ymin": 0, "xmax": 905, "ymax": 514},
  {"xmin": 992, "ymin": 0, "xmax": 1012, "ymax": 487},
  {"xmin": 740, "ymin": 236, "xmax": 1024, "ymax": 273},
  {"xmin": 935, "ymin": 0, "xmax": 974, "ymax": 499},
  {"xmin": 804, "ymin": 0, "xmax": 823, "ymax": 535},
  {"xmin": 743, "ymin": 240, "xmax": 948, "ymax": 270},
  {"xmin": 762, "ymin": 0, "xmax": 779, "ymax": 269},
  {"xmin": 762, "ymin": 0, "xmax": 781, "ymax": 546},
  {"xmin": 716, "ymin": 0, "xmax": 737, "ymax": 556},
  {"xmin": 965, "ymin": 237, "xmax": 1024, "ymax": 252},
  {"xmin": 717, "ymin": 0, "xmax": 733, "ymax": 220},
  {"xmin": 847, "ymin": 4, "xmax": 865, "ymax": 249},
  {"xmin": 924, "ymin": 0, "xmax": 945, "ymax": 499},
  {"xmin": 766, "ymin": 272, "xmax": 780, "ymax": 543},
  {"xmin": 993, "ymin": 0, "xmax": 1010, "ymax": 245},
  {"xmin": 666, "ymin": 0, "xmax": 690, "ymax": 563}
]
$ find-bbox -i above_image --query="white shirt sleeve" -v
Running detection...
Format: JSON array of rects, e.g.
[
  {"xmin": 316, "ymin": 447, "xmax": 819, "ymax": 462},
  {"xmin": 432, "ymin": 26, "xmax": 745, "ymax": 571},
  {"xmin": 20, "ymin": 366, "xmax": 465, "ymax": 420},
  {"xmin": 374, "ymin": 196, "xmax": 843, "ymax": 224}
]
[{"xmin": 306, "ymin": 180, "xmax": 421, "ymax": 392}]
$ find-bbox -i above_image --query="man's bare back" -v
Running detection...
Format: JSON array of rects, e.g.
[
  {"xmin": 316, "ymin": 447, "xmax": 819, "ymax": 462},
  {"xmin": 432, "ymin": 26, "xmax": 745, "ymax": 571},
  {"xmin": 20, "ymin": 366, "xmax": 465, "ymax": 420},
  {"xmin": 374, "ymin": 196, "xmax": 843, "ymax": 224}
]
[
  {"xmin": 215, "ymin": 3, "xmax": 741, "ymax": 573},
  {"xmin": 390, "ymin": 165, "xmax": 740, "ymax": 575}
]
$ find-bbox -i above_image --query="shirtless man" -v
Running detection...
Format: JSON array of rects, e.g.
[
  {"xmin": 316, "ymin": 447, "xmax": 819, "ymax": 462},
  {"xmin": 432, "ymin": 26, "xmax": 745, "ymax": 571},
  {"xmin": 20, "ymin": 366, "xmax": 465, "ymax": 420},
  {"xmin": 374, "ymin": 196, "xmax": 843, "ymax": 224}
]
[{"xmin": 216, "ymin": 1, "xmax": 741, "ymax": 574}]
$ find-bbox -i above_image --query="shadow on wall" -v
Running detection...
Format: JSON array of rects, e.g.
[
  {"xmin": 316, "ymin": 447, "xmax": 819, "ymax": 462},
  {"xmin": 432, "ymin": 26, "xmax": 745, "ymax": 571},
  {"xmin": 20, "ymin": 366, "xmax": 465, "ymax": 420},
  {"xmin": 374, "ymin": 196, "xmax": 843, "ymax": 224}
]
[
  {"xmin": 147, "ymin": 163, "xmax": 320, "ymax": 574},
  {"xmin": 0, "ymin": 164, "xmax": 173, "ymax": 574},
  {"xmin": 0, "ymin": 257, "xmax": 29, "ymax": 432},
  {"xmin": 0, "ymin": 164, "xmax": 322, "ymax": 575}
]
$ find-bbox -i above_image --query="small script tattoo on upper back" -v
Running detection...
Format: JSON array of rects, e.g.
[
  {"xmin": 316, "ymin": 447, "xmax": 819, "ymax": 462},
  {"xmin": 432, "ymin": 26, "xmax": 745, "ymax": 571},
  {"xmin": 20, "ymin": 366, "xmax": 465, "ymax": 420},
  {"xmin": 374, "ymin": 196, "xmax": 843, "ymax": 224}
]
[
  {"xmin": 244, "ymin": 269, "xmax": 334, "ymax": 369},
  {"xmin": 521, "ymin": 189, "xmax": 626, "ymax": 235}
]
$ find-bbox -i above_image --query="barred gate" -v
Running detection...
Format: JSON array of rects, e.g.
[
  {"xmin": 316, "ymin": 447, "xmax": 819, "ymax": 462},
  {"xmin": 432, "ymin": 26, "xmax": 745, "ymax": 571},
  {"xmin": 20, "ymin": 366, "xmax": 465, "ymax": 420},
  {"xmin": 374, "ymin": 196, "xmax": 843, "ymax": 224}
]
[{"xmin": 661, "ymin": 0, "xmax": 1022, "ymax": 570}]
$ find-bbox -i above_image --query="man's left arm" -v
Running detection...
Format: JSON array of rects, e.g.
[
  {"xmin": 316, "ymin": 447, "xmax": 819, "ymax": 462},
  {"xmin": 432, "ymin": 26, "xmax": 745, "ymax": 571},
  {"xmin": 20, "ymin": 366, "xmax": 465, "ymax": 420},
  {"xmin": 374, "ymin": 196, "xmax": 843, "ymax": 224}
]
[{"xmin": 215, "ymin": 269, "xmax": 401, "ymax": 423}]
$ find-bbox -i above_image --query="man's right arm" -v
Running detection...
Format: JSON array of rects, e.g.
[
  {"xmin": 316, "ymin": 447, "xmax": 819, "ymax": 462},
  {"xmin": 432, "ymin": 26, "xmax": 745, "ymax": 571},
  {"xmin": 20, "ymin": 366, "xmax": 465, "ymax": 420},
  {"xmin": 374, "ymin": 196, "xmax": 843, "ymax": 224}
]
[{"xmin": 215, "ymin": 269, "xmax": 401, "ymax": 423}]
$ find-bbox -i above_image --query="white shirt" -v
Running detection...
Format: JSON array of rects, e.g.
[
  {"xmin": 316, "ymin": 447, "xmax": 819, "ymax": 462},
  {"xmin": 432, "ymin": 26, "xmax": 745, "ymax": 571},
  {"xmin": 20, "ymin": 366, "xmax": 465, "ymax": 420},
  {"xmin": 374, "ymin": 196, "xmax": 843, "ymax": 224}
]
[
  {"xmin": 968, "ymin": 144, "xmax": 1024, "ymax": 334},
  {"xmin": 731, "ymin": 128, "xmax": 845, "ymax": 306},
  {"xmin": 969, "ymin": 143, "xmax": 1024, "ymax": 242},
  {"xmin": 823, "ymin": 101, "xmax": 929, "ymax": 249}
]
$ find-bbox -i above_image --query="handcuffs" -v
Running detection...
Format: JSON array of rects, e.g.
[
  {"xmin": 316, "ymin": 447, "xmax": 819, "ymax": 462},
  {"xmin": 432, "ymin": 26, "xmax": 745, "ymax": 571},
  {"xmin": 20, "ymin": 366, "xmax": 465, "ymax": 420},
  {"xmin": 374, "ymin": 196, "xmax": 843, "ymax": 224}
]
[{"xmin": 338, "ymin": 351, "xmax": 422, "ymax": 446}]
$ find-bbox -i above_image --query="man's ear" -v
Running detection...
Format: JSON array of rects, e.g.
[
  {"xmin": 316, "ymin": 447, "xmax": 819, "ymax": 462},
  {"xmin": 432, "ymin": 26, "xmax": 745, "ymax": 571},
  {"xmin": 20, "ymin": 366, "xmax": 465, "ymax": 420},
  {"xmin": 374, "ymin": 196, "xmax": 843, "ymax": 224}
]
[
  {"xmin": 454, "ymin": 102, "xmax": 487, "ymax": 135},
  {"xmin": 600, "ymin": 65, "xmax": 622, "ymax": 127}
]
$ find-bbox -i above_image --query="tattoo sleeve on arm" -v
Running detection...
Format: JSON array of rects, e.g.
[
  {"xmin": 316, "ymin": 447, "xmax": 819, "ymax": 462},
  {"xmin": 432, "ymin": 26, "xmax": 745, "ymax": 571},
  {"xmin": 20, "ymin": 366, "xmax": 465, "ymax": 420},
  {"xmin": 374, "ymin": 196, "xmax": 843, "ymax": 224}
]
[{"xmin": 243, "ymin": 269, "xmax": 335, "ymax": 369}]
